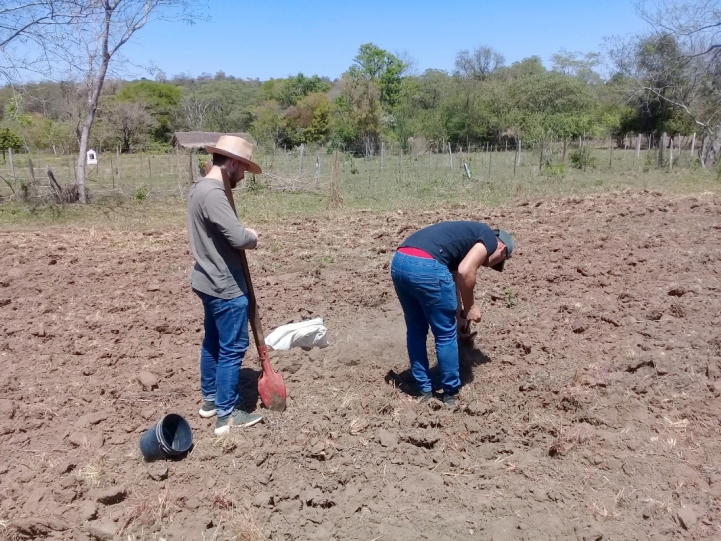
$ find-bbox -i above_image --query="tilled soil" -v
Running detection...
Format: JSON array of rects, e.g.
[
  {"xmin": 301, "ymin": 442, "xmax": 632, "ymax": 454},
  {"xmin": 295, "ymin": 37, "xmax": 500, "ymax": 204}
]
[{"xmin": 1, "ymin": 190, "xmax": 720, "ymax": 541}]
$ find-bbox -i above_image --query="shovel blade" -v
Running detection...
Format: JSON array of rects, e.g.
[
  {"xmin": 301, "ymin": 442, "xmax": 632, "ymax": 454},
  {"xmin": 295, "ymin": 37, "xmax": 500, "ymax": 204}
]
[
  {"xmin": 258, "ymin": 369, "xmax": 287, "ymax": 411},
  {"xmin": 257, "ymin": 346, "xmax": 286, "ymax": 411},
  {"xmin": 258, "ymin": 365, "xmax": 286, "ymax": 411}
]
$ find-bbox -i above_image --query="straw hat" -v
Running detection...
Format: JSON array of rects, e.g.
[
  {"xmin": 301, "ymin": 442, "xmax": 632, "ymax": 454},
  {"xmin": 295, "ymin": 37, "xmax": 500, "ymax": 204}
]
[{"xmin": 205, "ymin": 135, "xmax": 262, "ymax": 174}]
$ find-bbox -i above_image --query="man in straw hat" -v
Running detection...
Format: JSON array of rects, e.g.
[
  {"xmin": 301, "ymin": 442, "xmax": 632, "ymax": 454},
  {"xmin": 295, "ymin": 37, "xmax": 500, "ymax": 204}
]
[
  {"xmin": 187, "ymin": 135, "xmax": 264, "ymax": 434},
  {"xmin": 391, "ymin": 221, "xmax": 514, "ymax": 408}
]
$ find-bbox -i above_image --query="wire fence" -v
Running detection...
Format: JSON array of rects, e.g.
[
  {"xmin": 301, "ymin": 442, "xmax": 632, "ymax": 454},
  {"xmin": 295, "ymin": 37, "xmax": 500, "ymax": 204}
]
[{"xmin": 0, "ymin": 136, "xmax": 708, "ymax": 204}]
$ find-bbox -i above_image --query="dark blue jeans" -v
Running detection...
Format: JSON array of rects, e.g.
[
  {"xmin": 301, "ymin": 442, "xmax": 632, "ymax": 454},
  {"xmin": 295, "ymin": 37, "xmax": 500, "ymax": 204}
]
[
  {"xmin": 195, "ymin": 290, "xmax": 249, "ymax": 417},
  {"xmin": 391, "ymin": 252, "xmax": 461, "ymax": 395}
]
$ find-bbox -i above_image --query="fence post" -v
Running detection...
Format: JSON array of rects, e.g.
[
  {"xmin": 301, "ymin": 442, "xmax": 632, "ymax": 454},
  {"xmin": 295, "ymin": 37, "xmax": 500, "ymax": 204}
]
[
  {"xmin": 148, "ymin": 156, "xmax": 152, "ymax": 179},
  {"xmin": 116, "ymin": 147, "xmax": 121, "ymax": 180},
  {"xmin": 380, "ymin": 142, "xmax": 384, "ymax": 171},
  {"xmin": 517, "ymin": 139, "xmax": 522, "ymax": 167},
  {"xmin": 28, "ymin": 158, "xmax": 35, "ymax": 183},
  {"xmin": 636, "ymin": 133, "xmax": 641, "ymax": 158},
  {"xmin": 609, "ymin": 140, "xmax": 613, "ymax": 169},
  {"xmin": 110, "ymin": 157, "xmax": 115, "ymax": 189},
  {"xmin": 399, "ymin": 146, "xmax": 403, "ymax": 181},
  {"xmin": 658, "ymin": 132, "xmax": 667, "ymax": 167},
  {"xmin": 299, "ymin": 143, "xmax": 304, "ymax": 173},
  {"xmin": 448, "ymin": 142, "xmax": 453, "ymax": 169},
  {"xmin": 8, "ymin": 148, "xmax": 15, "ymax": 179},
  {"xmin": 188, "ymin": 153, "xmax": 194, "ymax": 182},
  {"xmin": 315, "ymin": 153, "xmax": 321, "ymax": 189},
  {"xmin": 691, "ymin": 133, "xmax": 696, "ymax": 160},
  {"xmin": 669, "ymin": 136, "xmax": 673, "ymax": 171},
  {"xmin": 488, "ymin": 146, "xmax": 492, "ymax": 177}
]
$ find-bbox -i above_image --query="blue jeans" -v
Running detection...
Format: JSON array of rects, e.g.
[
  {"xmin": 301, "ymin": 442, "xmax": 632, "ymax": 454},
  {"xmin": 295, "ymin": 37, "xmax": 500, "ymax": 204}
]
[
  {"xmin": 391, "ymin": 252, "xmax": 461, "ymax": 395},
  {"xmin": 195, "ymin": 290, "xmax": 250, "ymax": 417}
]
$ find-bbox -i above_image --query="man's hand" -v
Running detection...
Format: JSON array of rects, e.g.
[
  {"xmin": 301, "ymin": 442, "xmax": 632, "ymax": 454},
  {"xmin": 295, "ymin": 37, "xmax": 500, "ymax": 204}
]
[{"xmin": 466, "ymin": 304, "xmax": 482, "ymax": 323}]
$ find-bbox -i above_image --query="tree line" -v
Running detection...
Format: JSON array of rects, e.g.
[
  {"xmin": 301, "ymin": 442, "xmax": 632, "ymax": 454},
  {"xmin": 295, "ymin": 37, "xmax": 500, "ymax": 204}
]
[{"xmin": 0, "ymin": 0, "xmax": 719, "ymax": 202}]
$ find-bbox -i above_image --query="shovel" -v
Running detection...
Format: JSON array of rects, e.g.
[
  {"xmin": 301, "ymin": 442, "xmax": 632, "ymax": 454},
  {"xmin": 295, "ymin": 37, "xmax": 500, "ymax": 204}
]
[{"xmin": 218, "ymin": 167, "xmax": 287, "ymax": 411}]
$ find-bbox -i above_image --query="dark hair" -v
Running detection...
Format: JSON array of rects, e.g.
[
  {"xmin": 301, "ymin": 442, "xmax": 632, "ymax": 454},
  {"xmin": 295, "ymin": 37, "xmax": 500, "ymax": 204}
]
[{"xmin": 212, "ymin": 153, "xmax": 231, "ymax": 167}]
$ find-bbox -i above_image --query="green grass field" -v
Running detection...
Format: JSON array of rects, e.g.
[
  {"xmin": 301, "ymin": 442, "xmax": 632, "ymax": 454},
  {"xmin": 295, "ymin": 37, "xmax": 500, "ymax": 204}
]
[{"xmin": 0, "ymin": 144, "xmax": 718, "ymax": 229}]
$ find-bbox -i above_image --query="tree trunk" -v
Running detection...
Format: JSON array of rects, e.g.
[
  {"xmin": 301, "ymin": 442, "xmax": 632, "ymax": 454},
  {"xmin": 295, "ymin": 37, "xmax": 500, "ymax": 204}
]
[
  {"xmin": 701, "ymin": 124, "xmax": 720, "ymax": 167},
  {"xmin": 76, "ymin": 7, "xmax": 113, "ymax": 204}
]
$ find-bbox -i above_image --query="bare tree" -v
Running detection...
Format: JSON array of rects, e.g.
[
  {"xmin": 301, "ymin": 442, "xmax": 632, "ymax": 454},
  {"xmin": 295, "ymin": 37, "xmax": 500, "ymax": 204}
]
[
  {"xmin": 454, "ymin": 46, "xmax": 505, "ymax": 80},
  {"xmin": 610, "ymin": 0, "xmax": 721, "ymax": 165},
  {"xmin": 179, "ymin": 92, "xmax": 215, "ymax": 131},
  {"xmin": 4, "ymin": 0, "xmax": 205, "ymax": 202},
  {"xmin": 104, "ymin": 100, "xmax": 155, "ymax": 152}
]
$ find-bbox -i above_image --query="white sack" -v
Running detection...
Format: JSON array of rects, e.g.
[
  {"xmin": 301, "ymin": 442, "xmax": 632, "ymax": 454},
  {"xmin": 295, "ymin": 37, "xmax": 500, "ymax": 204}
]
[{"xmin": 264, "ymin": 317, "xmax": 329, "ymax": 351}]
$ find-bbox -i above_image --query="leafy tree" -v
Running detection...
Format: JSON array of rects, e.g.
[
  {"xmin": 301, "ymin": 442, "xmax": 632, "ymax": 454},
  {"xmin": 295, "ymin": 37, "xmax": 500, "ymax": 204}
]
[
  {"xmin": 609, "ymin": 0, "xmax": 721, "ymax": 164},
  {"xmin": 0, "ymin": 127, "xmax": 22, "ymax": 160},
  {"xmin": 348, "ymin": 43, "xmax": 407, "ymax": 109},
  {"xmin": 116, "ymin": 80, "xmax": 180, "ymax": 143}
]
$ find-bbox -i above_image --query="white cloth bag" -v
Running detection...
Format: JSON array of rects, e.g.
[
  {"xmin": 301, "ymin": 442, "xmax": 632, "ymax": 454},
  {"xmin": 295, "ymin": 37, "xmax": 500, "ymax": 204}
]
[{"xmin": 264, "ymin": 317, "xmax": 329, "ymax": 351}]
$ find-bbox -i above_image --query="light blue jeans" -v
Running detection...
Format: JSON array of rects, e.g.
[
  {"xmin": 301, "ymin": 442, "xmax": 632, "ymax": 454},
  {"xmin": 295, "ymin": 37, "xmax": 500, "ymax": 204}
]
[
  {"xmin": 195, "ymin": 290, "xmax": 249, "ymax": 417},
  {"xmin": 391, "ymin": 252, "xmax": 461, "ymax": 395}
]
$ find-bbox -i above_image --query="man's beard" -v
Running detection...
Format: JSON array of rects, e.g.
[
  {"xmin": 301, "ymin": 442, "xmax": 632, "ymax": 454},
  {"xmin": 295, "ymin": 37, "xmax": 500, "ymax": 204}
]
[{"xmin": 229, "ymin": 169, "xmax": 243, "ymax": 187}]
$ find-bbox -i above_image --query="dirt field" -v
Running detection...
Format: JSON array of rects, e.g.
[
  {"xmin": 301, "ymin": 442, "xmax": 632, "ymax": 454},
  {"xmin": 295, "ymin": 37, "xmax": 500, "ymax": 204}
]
[{"xmin": 1, "ymin": 189, "xmax": 720, "ymax": 541}]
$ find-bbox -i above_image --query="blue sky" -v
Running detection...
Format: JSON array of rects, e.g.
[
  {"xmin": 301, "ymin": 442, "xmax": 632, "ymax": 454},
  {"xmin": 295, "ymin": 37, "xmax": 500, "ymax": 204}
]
[{"xmin": 120, "ymin": 0, "xmax": 651, "ymax": 81}]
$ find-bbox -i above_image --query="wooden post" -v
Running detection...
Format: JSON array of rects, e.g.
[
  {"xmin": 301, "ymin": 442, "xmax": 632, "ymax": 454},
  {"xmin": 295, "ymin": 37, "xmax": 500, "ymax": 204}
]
[
  {"xmin": 669, "ymin": 136, "xmax": 673, "ymax": 171},
  {"xmin": 517, "ymin": 139, "xmax": 522, "ymax": 166},
  {"xmin": 148, "ymin": 156, "xmax": 152, "ymax": 178},
  {"xmin": 399, "ymin": 146, "xmax": 403, "ymax": 181},
  {"xmin": 8, "ymin": 148, "xmax": 15, "ymax": 179},
  {"xmin": 116, "ymin": 147, "xmax": 121, "ymax": 180},
  {"xmin": 299, "ymin": 143, "xmax": 304, "ymax": 173},
  {"xmin": 636, "ymin": 133, "xmax": 641, "ymax": 158},
  {"xmin": 380, "ymin": 142, "xmax": 384, "ymax": 171},
  {"xmin": 315, "ymin": 153, "xmax": 320, "ymax": 189},
  {"xmin": 188, "ymin": 153, "xmax": 194, "ymax": 182},
  {"xmin": 448, "ymin": 142, "xmax": 453, "ymax": 169},
  {"xmin": 609, "ymin": 141, "xmax": 613, "ymax": 169},
  {"xmin": 658, "ymin": 132, "xmax": 667, "ymax": 167},
  {"xmin": 562, "ymin": 140, "xmax": 567, "ymax": 165},
  {"xmin": 28, "ymin": 158, "xmax": 35, "ymax": 183},
  {"xmin": 488, "ymin": 146, "xmax": 492, "ymax": 177},
  {"xmin": 691, "ymin": 133, "xmax": 696, "ymax": 159},
  {"xmin": 110, "ymin": 157, "xmax": 115, "ymax": 189}
]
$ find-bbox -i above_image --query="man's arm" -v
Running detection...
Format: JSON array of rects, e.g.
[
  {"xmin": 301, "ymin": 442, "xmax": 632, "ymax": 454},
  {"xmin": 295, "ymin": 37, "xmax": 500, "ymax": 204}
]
[
  {"xmin": 205, "ymin": 189, "xmax": 258, "ymax": 250},
  {"xmin": 456, "ymin": 242, "xmax": 488, "ymax": 321}
]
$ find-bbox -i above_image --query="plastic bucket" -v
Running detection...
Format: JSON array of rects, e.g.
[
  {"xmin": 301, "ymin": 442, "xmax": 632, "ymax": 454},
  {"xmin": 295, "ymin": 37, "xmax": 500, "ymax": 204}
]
[{"xmin": 139, "ymin": 413, "xmax": 193, "ymax": 461}]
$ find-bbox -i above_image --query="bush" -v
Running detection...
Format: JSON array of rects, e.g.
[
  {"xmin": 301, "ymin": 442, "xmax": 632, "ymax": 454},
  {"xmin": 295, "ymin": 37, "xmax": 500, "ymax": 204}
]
[
  {"xmin": 569, "ymin": 147, "xmax": 598, "ymax": 171},
  {"xmin": 133, "ymin": 185, "xmax": 148, "ymax": 200}
]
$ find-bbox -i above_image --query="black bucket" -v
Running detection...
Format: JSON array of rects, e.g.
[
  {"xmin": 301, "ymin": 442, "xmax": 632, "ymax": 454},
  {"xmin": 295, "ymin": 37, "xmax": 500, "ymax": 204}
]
[{"xmin": 139, "ymin": 413, "xmax": 193, "ymax": 461}]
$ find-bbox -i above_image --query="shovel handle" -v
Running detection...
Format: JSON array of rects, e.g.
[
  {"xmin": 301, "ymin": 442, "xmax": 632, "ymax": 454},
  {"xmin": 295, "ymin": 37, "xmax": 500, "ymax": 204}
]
[{"xmin": 219, "ymin": 168, "xmax": 267, "ymax": 355}]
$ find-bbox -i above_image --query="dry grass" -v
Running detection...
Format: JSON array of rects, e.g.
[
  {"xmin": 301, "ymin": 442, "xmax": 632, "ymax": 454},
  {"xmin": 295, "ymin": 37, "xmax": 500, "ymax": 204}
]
[
  {"xmin": 212, "ymin": 432, "xmax": 244, "ymax": 453},
  {"xmin": 348, "ymin": 418, "xmax": 369, "ymax": 435},
  {"xmin": 118, "ymin": 488, "xmax": 180, "ymax": 535},
  {"xmin": 77, "ymin": 456, "xmax": 105, "ymax": 487},
  {"xmin": 225, "ymin": 508, "xmax": 267, "ymax": 541},
  {"xmin": 549, "ymin": 423, "xmax": 594, "ymax": 457}
]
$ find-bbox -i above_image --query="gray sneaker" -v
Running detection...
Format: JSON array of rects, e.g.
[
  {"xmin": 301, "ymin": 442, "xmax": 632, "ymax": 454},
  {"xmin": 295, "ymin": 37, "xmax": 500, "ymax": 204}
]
[
  {"xmin": 443, "ymin": 392, "xmax": 458, "ymax": 409},
  {"xmin": 199, "ymin": 401, "xmax": 217, "ymax": 418},
  {"xmin": 419, "ymin": 390, "xmax": 434, "ymax": 403},
  {"xmin": 215, "ymin": 410, "xmax": 263, "ymax": 435}
]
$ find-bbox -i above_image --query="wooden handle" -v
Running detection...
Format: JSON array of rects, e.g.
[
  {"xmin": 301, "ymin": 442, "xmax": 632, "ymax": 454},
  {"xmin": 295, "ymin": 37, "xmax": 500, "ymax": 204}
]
[
  {"xmin": 219, "ymin": 168, "xmax": 266, "ymax": 351},
  {"xmin": 239, "ymin": 250, "xmax": 266, "ymax": 351}
]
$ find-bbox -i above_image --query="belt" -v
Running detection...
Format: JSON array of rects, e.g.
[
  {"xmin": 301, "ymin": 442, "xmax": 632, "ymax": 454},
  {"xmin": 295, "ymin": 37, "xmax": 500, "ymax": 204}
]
[{"xmin": 397, "ymin": 247, "xmax": 434, "ymax": 259}]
